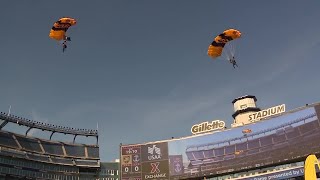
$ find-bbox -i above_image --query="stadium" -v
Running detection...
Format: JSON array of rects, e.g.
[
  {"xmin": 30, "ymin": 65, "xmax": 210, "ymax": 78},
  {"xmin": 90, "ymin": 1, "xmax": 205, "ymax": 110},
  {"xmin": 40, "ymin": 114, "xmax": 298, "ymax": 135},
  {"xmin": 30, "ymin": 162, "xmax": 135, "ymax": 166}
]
[
  {"xmin": 120, "ymin": 95, "xmax": 320, "ymax": 180},
  {"xmin": 0, "ymin": 112, "xmax": 100, "ymax": 180}
]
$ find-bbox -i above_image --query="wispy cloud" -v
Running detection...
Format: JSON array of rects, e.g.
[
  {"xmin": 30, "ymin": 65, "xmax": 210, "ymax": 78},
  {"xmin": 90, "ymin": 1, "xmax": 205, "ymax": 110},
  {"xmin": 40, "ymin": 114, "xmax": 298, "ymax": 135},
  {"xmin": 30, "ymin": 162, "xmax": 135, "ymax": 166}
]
[{"xmin": 28, "ymin": 110, "xmax": 49, "ymax": 136}]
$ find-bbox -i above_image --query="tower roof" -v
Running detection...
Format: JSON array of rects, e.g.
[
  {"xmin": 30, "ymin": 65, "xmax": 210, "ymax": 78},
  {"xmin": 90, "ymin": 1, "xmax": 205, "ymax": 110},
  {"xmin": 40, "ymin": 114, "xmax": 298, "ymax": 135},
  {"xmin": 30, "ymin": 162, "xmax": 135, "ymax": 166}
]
[{"xmin": 232, "ymin": 95, "xmax": 257, "ymax": 104}]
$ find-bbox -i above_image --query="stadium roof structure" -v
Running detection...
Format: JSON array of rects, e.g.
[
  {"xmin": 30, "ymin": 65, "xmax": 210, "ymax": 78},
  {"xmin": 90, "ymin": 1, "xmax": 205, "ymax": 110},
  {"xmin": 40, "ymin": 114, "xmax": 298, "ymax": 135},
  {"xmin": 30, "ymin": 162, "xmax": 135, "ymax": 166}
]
[
  {"xmin": 0, "ymin": 112, "xmax": 98, "ymax": 144},
  {"xmin": 232, "ymin": 95, "xmax": 257, "ymax": 104}
]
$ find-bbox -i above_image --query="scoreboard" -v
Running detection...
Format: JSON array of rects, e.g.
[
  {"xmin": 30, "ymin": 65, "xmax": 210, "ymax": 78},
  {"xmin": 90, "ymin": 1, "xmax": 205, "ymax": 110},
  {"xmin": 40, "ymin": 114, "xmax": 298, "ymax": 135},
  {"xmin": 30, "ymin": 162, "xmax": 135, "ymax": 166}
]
[
  {"xmin": 121, "ymin": 145, "xmax": 142, "ymax": 180},
  {"xmin": 121, "ymin": 142, "xmax": 169, "ymax": 180}
]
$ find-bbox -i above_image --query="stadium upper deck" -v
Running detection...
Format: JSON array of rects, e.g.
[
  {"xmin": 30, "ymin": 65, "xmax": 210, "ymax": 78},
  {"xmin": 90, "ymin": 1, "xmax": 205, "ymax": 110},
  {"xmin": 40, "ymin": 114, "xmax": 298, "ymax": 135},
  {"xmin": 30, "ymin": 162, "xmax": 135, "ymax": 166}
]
[{"xmin": 0, "ymin": 111, "xmax": 100, "ymax": 180}]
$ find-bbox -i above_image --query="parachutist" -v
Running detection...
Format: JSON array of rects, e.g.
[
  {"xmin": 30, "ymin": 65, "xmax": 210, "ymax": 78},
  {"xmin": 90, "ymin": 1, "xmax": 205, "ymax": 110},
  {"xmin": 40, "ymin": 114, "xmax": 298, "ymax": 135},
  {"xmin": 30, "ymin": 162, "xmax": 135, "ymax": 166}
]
[
  {"xmin": 229, "ymin": 57, "xmax": 238, "ymax": 68},
  {"xmin": 62, "ymin": 41, "xmax": 67, "ymax": 52},
  {"xmin": 49, "ymin": 17, "xmax": 76, "ymax": 53}
]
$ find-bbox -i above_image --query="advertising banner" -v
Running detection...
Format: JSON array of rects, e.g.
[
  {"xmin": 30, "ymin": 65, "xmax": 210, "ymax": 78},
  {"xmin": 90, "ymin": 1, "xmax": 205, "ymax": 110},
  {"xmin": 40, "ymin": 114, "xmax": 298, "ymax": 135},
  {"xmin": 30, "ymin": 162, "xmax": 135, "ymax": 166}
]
[
  {"xmin": 141, "ymin": 142, "xmax": 168, "ymax": 162},
  {"xmin": 142, "ymin": 160, "xmax": 170, "ymax": 180},
  {"xmin": 169, "ymin": 155, "xmax": 184, "ymax": 176},
  {"xmin": 240, "ymin": 167, "xmax": 305, "ymax": 180}
]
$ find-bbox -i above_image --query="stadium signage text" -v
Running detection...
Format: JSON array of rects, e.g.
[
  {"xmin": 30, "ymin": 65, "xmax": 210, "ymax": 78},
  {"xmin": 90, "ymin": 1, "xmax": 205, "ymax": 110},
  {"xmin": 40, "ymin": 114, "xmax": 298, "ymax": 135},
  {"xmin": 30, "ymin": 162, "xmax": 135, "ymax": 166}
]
[
  {"xmin": 248, "ymin": 104, "xmax": 285, "ymax": 122},
  {"xmin": 191, "ymin": 120, "xmax": 225, "ymax": 135},
  {"xmin": 145, "ymin": 173, "xmax": 166, "ymax": 179},
  {"xmin": 241, "ymin": 166, "xmax": 305, "ymax": 180}
]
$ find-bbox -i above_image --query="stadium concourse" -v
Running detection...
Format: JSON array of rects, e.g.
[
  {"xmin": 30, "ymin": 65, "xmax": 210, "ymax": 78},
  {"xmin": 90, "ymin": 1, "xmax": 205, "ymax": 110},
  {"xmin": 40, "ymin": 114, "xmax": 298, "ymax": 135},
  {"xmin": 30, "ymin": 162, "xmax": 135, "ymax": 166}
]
[{"xmin": 0, "ymin": 112, "xmax": 119, "ymax": 180}]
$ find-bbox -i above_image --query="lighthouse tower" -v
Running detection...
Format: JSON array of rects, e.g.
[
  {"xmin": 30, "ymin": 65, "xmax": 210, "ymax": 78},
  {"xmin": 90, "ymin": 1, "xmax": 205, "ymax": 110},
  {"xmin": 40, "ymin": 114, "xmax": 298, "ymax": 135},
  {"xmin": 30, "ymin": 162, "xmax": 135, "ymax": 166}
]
[{"xmin": 231, "ymin": 95, "xmax": 261, "ymax": 128}]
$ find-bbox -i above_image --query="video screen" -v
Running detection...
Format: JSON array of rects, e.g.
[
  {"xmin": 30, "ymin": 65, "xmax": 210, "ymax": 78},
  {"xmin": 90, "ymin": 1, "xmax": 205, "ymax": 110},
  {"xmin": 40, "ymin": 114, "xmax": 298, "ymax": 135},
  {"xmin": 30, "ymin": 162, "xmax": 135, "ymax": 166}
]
[{"xmin": 168, "ymin": 106, "xmax": 320, "ymax": 179}]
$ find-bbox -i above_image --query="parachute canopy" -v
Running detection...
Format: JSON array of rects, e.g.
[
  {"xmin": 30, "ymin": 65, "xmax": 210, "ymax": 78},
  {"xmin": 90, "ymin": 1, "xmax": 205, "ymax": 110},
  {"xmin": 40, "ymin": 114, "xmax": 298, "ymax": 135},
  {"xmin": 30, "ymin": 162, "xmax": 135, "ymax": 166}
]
[
  {"xmin": 235, "ymin": 150, "xmax": 243, "ymax": 155},
  {"xmin": 207, "ymin": 29, "xmax": 241, "ymax": 59},
  {"xmin": 242, "ymin": 129, "xmax": 252, "ymax": 134},
  {"xmin": 49, "ymin": 17, "xmax": 77, "ymax": 41}
]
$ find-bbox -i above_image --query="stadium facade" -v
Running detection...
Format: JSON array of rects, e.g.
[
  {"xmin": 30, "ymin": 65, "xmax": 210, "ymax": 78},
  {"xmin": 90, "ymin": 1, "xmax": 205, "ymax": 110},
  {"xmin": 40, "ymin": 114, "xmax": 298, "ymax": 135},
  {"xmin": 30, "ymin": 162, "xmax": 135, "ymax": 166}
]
[
  {"xmin": 0, "ymin": 112, "xmax": 100, "ymax": 180},
  {"xmin": 120, "ymin": 95, "xmax": 320, "ymax": 180},
  {"xmin": 98, "ymin": 161, "xmax": 119, "ymax": 180}
]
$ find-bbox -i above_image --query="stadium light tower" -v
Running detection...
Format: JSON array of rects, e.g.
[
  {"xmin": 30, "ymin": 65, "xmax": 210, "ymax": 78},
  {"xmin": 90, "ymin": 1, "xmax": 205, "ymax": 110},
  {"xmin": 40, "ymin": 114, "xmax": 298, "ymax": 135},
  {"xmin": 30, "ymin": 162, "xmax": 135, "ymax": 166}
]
[{"xmin": 231, "ymin": 95, "xmax": 261, "ymax": 128}]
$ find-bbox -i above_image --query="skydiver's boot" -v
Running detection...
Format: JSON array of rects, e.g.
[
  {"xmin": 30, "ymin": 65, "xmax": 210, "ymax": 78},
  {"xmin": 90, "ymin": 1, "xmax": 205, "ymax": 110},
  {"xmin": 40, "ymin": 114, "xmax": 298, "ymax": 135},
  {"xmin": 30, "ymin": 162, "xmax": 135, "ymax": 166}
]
[
  {"xmin": 233, "ymin": 62, "xmax": 238, "ymax": 68},
  {"xmin": 62, "ymin": 44, "xmax": 67, "ymax": 52},
  {"xmin": 62, "ymin": 40, "xmax": 67, "ymax": 52}
]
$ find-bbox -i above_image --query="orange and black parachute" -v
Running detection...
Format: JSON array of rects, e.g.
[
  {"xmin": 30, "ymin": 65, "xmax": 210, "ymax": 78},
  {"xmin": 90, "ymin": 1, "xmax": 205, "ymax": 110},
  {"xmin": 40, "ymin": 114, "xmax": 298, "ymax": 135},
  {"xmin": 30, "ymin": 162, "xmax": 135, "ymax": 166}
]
[
  {"xmin": 242, "ymin": 129, "xmax": 252, "ymax": 134},
  {"xmin": 49, "ymin": 17, "xmax": 77, "ymax": 41},
  {"xmin": 207, "ymin": 29, "xmax": 241, "ymax": 59},
  {"xmin": 235, "ymin": 150, "xmax": 243, "ymax": 155}
]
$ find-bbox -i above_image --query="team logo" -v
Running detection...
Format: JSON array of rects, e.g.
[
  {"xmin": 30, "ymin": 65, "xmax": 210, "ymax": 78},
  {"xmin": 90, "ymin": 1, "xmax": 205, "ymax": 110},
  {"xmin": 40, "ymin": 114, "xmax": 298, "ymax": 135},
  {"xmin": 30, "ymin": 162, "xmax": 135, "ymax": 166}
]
[
  {"xmin": 145, "ymin": 161, "xmax": 167, "ymax": 179},
  {"xmin": 148, "ymin": 145, "xmax": 161, "ymax": 155},
  {"xmin": 305, "ymin": 154, "xmax": 320, "ymax": 179},
  {"xmin": 150, "ymin": 162, "xmax": 160, "ymax": 173},
  {"xmin": 147, "ymin": 145, "xmax": 161, "ymax": 160},
  {"xmin": 122, "ymin": 155, "xmax": 131, "ymax": 164},
  {"xmin": 174, "ymin": 162, "xmax": 182, "ymax": 173},
  {"xmin": 133, "ymin": 154, "xmax": 140, "ymax": 163},
  {"xmin": 169, "ymin": 155, "xmax": 183, "ymax": 175}
]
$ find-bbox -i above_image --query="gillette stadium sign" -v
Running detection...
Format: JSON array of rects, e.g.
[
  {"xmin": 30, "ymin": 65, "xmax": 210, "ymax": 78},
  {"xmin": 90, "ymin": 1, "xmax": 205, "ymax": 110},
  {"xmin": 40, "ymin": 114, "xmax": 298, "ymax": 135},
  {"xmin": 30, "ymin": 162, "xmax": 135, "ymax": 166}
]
[
  {"xmin": 191, "ymin": 120, "xmax": 225, "ymax": 135},
  {"xmin": 249, "ymin": 104, "xmax": 285, "ymax": 122}
]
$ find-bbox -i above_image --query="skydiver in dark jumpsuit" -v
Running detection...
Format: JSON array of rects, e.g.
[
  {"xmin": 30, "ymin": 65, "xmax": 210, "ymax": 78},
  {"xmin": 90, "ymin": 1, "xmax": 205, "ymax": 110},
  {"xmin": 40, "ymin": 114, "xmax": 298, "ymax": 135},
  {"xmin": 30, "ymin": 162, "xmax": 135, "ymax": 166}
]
[
  {"xmin": 62, "ymin": 36, "xmax": 71, "ymax": 52},
  {"xmin": 229, "ymin": 56, "xmax": 238, "ymax": 68},
  {"xmin": 62, "ymin": 41, "xmax": 67, "ymax": 52}
]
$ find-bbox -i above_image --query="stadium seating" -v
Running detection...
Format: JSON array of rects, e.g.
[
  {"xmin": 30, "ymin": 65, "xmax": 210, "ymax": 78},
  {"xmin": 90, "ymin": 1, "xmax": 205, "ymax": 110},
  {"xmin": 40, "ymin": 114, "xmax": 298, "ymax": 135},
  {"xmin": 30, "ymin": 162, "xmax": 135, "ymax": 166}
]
[
  {"xmin": 87, "ymin": 146, "xmax": 100, "ymax": 159},
  {"xmin": 0, "ymin": 131, "xmax": 19, "ymax": 148},
  {"xmin": 41, "ymin": 140, "xmax": 64, "ymax": 156},
  {"xmin": 0, "ymin": 112, "xmax": 100, "ymax": 179},
  {"xmin": 64, "ymin": 144, "xmax": 86, "ymax": 157},
  {"xmin": 15, "ymin": 135, "xmax": 43, "ymax": 153}
]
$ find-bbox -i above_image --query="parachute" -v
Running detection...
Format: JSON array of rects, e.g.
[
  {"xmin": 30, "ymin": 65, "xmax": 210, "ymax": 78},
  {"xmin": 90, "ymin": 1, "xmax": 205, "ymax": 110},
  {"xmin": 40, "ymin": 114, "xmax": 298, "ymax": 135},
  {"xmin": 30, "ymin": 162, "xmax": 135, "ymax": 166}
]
[
  {"xmin": 49, "ymin": 17, "xmax": 77, "ymax": 41},
  {"xmin": 49, "ymin": 17, "xmax": 77, "ymax": 52},
  {"xmin": 235, "ymin": 150, "xmax": 243, "ymax": 155},
  {"xmin": 242, "ymin": 129, "xmax": 252, "ymax": 134},
  {"xmin": 207, "ymin": 29, "xmax": 241, "ymax": 60}
]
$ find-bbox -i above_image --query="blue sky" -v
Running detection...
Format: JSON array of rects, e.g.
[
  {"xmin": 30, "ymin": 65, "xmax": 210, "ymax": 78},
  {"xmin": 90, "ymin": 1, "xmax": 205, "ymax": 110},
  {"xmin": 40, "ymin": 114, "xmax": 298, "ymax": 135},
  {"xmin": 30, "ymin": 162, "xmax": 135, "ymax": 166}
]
[{"xmin": 1, "ymin": 1, "xmax": 320, "ymax": 161}]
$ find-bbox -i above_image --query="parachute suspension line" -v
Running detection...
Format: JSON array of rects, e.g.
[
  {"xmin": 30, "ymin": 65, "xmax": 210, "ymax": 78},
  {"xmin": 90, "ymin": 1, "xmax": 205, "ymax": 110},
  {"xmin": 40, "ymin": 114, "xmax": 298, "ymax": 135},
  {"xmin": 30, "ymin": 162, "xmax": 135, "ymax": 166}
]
[
  {"xmin": 222, "ymin": 44, "xmax": 233, "ymax": 62},
  {"xmin": 229, "ymin": 41, "xmax": 236, "ymax": 57},
  {"xmin": 231, "ymin": 42, "xmax": 235, "ymax": 57},
  {"xmin": 222, "ymin": 48, "xmax": 231, "ymax": 61}
]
